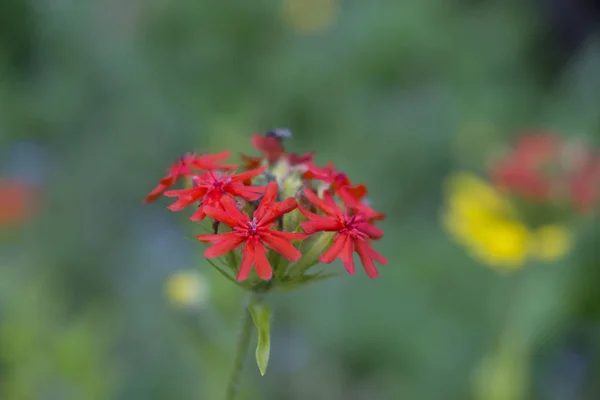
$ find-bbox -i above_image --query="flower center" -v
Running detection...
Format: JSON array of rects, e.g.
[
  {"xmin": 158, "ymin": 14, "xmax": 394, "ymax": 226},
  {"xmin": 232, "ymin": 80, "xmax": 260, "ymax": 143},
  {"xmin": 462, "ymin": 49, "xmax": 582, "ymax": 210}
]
[
  {"xmin": 341, "ymin": 215, "xmax": 367, "ymax": 239},
  {"xmin": 207, "ymin": 172, "xmax": 233, "ymax": 192},
  {"xmin": 247, "ymin": 217, "xmax": 258, "ymax": 236}
]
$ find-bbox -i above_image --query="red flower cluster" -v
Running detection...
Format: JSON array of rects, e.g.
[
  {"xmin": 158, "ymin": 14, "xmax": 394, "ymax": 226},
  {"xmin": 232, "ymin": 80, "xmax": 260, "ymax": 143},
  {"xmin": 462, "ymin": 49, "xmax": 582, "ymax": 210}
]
[
  {"xmin": 490, "ymin": 132, "xmax": 600, "ymax": 213},
  {"xmin": 145, "ymin": 131, "xmax": 387, "ymax": 282}
]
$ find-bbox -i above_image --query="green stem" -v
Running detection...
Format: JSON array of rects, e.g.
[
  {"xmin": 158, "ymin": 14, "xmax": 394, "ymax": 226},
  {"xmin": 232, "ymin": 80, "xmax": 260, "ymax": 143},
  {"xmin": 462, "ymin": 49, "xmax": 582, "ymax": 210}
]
[{"xmin": 224, "ymin": 295, "xmax": 255, "ymax": 400}]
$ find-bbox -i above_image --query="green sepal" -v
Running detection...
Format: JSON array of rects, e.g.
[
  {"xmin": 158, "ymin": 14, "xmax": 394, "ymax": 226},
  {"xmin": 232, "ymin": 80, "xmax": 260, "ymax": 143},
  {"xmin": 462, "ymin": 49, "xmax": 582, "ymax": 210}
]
[
  {"xmin": 248, "ymin": 298, "xmax": 271, "ymax": 376},
  {"xmin": 274, "ymin": 270, "xmax": 342, "ymax": 292},
  {"xmin": 287, "ymin": 232, "xmax": 335, "ymax": 276}
]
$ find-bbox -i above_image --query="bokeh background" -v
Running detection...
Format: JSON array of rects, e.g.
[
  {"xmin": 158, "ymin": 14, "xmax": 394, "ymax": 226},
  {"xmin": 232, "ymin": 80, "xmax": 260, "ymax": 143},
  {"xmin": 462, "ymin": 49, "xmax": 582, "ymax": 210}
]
[{"xmin": 2, "ymin": 0, "xmax": 600, "ymax": 399}]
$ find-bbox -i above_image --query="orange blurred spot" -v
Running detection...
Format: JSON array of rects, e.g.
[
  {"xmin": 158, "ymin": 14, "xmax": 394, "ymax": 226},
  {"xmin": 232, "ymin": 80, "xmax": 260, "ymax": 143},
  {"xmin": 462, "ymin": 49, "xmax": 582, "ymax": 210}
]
[{"xmin": 0, "ymin": 179, "xmax": 37, "ymax": 227}]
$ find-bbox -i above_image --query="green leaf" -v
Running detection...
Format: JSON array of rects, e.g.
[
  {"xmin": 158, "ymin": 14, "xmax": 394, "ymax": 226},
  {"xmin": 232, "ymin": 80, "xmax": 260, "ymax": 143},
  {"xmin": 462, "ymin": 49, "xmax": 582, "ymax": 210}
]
[
  {"xmin": 248, "ymin": 298, "xmax": 271, "ymax": 376},
  {"xmin": 225, "ymin": 250, "xmax": 240, "ymax": 273},
  {"xmin": 205, "ymin": 258, "xmax": 239, "ymax": 286}
]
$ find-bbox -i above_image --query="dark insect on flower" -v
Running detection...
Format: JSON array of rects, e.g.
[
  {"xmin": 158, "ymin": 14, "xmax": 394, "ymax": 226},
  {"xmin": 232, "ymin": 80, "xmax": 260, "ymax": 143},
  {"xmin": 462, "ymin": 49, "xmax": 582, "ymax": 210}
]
[{"xmin": 265, "ymin": 128, "xmax": 292, "ymax": 139}]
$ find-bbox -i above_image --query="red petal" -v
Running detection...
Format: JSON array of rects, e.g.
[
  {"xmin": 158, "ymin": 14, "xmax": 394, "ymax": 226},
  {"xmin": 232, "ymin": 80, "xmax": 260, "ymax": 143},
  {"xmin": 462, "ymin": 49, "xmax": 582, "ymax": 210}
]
[
  {"xmin": 220, "ymin": 195, "xmax": 248, "ymax": 222},
  {"xmin": 253, "ymin": 242, "xmax": 273, "ymax": 280},
  {"xmin": 357, "ymin": 222, "xmax": 384, "ymax": 240},
  {"xmin": 304, "ymin": 163, "xmax": 329, "ymax": 181},
  {"xmin": 320, "ymin": 234, "xmax": 348, "ymax": 264},
  {"xmin": 163, "ymin": 188, "xmax": 191, "ymax": 197},
  {"xmin": 204, "ymin": 236, "xmax": 245, "ymax": 258},
  {"xmin": 227, "ymin": 183, "xmax": 265, "ymax": 201},
  {"xmin": 254, "ymin": 182, "xmax": 279, "ymax": 222},
  {"xmin": 354, "ymin": 239, "xmax": 380, "ymax": 278},
  {"xmin": 167, "ymin": 197, "xmax": 195, "ymax": 211},
  {"xmin": 367, "ymin": 243, "xmax": 388, "ymax": 265},
  {"xmin": 261, "ymin": 232, "xmax": 302, "ymax": 262},
  {"xmin": 237, "ymin": 241, "xmax": 255, "ymax": 281},
  {"xmin": 200, "ymin": 150, "xmax": 231, "ymax": 162},
  {"xmin": 337, "ymin": 187, "xmax": 363, "ymax": 208},
  {"xmin": 144, "ymin": 184, "xmax": 168, "ymax": 203},
  {"xmin": 240, "ymin": 153, "xmax": 263, "ymax": 169},
  {"xmin": 303, "ymin": 170, "xmax": 317, "ymax": 180},
  {"xmin": 252, "ymin": 135, "xmax": 285, "ymax": 163},
  {"xmin": 267, "ymin": 230, "xmax": 307, "ymax": 241},
  {"xmin": 287, "ymin": 152, "xmax": 314, "ymax": 165},
  {"xmin": 158, "ymin": 175, "xmax": 178, "ymax": 186},
  {"xmin": 197, "ymin": 233, "xmax": 232, "ymax": 242},
  {"xmin": 297, "ymin": 204, "xmax": 327, "ymax": 221},
  {"xmin": 348, "ymin": 184, "xmax": 368, "ymax": 200},
  {"xmin": 193, "ymin": 151, "xmax": 237, "ymax": 170},
  {"xmin": 303, "ymin": 188, "xmax": 340, "ymax": 217},
  {"xmin": 232, "ymin": 165, "xmax": 268, "ymax": 183},
  {"xmin": 300, "ymin": 220, "xmax": 341, "ymax": 234},
  {"xmin": 338, "ymin": 234, "xmax": 355, "ymax": 275},
  {"xmin": 189, "ymin": 206, "xmax": 207, "ymax": 221},
  {"xmin": 322, "ymin": 191, "xmax": 338, "ymax": 206},
  {"xmin": 259, "ymin": 197, "xmax": 298, "ymax": 226},
  {"xmin": 203, "ymin": 205, "xmax": 246, "ymax": 227},
  {"xmin": 298, "ymin": 205, "xmax": 341, "ymax": 233},
  {"xmin": 360, "ymin": 205, "xmax": 386, "ymax": 222}
]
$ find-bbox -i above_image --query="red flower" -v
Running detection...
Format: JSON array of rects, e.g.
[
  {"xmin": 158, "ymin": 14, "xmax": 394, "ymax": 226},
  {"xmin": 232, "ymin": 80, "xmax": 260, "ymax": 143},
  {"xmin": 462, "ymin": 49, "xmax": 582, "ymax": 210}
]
[
  {"xmin": 298, "ymin": 188, "xmax": 387, "ymax": 278},
  {"xmin": 164, "ymin": 165, "xmax": 268, "ymax": 221},
  {"xmin": 303, "ymin": 162, "xmax": 367, "ymax": 207},
  {"xmin": 197, "ymin": 182, "xmax": 306, "ymax": 281},
  {"xmin": 240, "ymin": 153, "xmax": 263, "ymax": 170},
  {"xmin": 287, "ymin": 152, "xmax": 314, "ymax": 167},
  {"xmin": 252, "ymin": 134, "xmax": 285, "ymax": 164},
  {"xmin": 144, "ymin": 151, "xmax": 236, "ymax": 203}
]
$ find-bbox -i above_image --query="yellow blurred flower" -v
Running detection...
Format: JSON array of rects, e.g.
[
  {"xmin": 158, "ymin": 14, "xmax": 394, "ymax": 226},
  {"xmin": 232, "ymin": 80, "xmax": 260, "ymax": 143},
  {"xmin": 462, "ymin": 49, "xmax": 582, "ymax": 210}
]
[
  {"xmin": 531, "ymin": 225, "xmax": 573, "ymax": 261},
  {"xmin": 282, "ymin": 0, "xmax": 339, "ymax": 34},
  {"xmin": 165, "ymin": 270, "xmax": 210, "ymax": 308},
  {"xmin": 443, "ymin": 173, "xmax": 572, "ymax": 270}
]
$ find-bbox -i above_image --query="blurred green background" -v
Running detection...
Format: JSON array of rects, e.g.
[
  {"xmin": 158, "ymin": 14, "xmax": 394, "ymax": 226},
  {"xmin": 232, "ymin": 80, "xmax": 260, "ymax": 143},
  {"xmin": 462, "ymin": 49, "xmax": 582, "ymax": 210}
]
[{"xmin": 1, "ymin": 0, "xmax": 600, "ymax": 399}]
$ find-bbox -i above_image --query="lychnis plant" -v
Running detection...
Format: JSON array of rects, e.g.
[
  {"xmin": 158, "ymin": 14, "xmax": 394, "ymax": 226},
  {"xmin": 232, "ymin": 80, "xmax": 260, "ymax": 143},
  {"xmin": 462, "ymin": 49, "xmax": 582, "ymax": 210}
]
[{"xmin": 144, "ymin": 129, "xmax": 387, "ymax": 399}]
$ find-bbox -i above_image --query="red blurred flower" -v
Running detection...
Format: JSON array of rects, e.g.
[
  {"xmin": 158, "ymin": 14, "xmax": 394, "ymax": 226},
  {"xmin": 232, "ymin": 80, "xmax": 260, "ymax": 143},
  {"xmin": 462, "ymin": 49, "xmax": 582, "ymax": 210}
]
[
  {"xmin": 490, "ymin": 132, "xmax": 600, "ymax": 212},
  {"xmin": 164, "ymin": 166, "xmax": 268, "ymax": 221},
  {"xmin": 144, "ymin": 151, "xmax": 236, "ymax": 203},
  {"xmin": 197, "ymin": 182, "xmax": 306, "ymax": 281},
  {"xmin": 240, "ymin": 153, "xmax": 263, "ymax": 170},
  {"xmin": 490, "ymin": 133, "xmax": 563, "ymax": 201},
  {"xmin": 303, "ymin": 162, "xmax": 367, "ymax": 207},
  {"xmin": 0, "ymin": 179, "xmax": 37, "ymax": 227},
  {"xmin": 567, "ymin": 147, "xmax": 600, "ymax": 212},
  {"xmin": 287, "ymin": 151, "xmax": 314, "ymax": 166},
  {"xmin": 298, "ymin": 188, "xmax": 387, "ymax": 278},
  {"xmin": 252, "ymin": 134, "xmax": 285, "ymax": 164}
]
